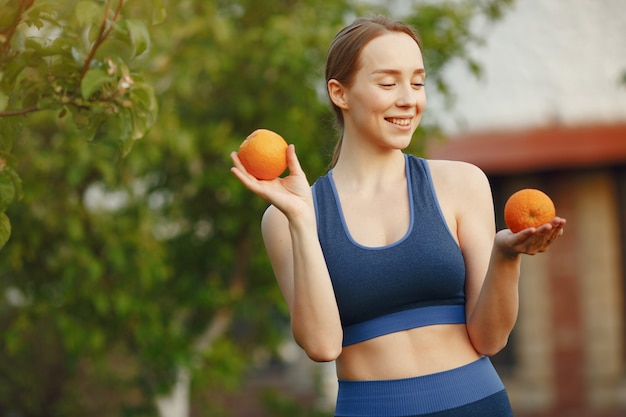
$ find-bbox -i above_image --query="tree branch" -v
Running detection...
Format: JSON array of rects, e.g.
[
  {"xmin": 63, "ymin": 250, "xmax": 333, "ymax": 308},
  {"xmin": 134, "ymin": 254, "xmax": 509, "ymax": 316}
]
[
  {"xmin": 0, "ymin": 106, "xmax": 39, "ymax": 118},
  {"xmin": 0, "ymin": 0, "xmax": 35, "ymax": 57},
  {"xmin": 80, "ymin": 0, "xmax": 126, "ymax": 80}
]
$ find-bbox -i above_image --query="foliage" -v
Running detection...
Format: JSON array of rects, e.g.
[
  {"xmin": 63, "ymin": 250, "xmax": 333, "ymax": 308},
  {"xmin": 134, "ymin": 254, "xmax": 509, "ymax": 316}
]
[
  {"xmin": 0, "ymin": 0, "xmax": 513, "ymax": 416},
  {"xmin": 0, "ymin": 0, "xmax": 161, "ymax": 248}
]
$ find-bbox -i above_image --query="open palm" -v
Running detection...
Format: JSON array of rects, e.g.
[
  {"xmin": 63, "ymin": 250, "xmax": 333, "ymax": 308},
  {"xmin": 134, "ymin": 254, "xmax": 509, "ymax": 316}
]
[
  {"xmin": 231, "ymin": 144, "xmax": 314, "ymax": 220},
  {"xmin": 497, "ymin": 217, "xmax": 567, "ymax": 256}
]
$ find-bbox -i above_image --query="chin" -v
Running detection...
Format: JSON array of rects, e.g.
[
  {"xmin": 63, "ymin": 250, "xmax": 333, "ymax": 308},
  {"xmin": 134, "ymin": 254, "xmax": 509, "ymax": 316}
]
[{"xmin": 393, "ymin": 134, "xmax": 415, "ymax": 150}]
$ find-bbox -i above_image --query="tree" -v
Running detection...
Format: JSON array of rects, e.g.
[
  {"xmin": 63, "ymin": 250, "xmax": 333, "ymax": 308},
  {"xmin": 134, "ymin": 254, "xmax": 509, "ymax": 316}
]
[
  {"xmin": 0, "ymin": 0, "xmax": 160, "ymax": 248},
  {"xmin": 0, "ymin": 1, "xmax": 513, "ymax": 416}
]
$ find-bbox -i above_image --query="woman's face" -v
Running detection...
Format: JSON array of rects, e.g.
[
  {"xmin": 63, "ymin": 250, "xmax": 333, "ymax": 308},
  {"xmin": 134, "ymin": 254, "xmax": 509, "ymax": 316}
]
[{"xmin": 340, "ymin": 32, "xmax": 426, "ymax": 152}]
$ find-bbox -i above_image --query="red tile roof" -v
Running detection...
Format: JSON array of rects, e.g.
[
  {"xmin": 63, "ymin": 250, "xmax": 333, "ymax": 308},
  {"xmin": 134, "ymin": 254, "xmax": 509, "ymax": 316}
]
[{"xmin": 426, "ymin": 123, "xmax": 626, "ymax": 175}]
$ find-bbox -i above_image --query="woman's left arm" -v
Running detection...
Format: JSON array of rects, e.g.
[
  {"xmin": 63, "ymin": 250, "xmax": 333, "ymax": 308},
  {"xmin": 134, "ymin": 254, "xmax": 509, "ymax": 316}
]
[{"xmin": 456, "ymin": 163, "xmax": 566, "ymax": 356}]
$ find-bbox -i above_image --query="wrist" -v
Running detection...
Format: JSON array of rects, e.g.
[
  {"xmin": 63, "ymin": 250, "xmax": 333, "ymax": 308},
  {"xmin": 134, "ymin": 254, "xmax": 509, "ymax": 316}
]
[
  {"xmin": 287, "ymin": 206, "xmax": 318, "ymax": 235},
  {"xmin": 493, "ymin": 234, "xmax": 523, "ymax": 262}
]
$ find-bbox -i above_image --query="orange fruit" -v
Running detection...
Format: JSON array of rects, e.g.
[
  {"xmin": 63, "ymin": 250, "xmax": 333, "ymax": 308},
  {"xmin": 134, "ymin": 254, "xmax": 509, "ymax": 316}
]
[
  {"xmin": 504, "ymin": 188, "xmax": 556, "ymax": 233},
  {"xmin": 238, "ymin": 129, "xmax": 288, "ymax": 180}
]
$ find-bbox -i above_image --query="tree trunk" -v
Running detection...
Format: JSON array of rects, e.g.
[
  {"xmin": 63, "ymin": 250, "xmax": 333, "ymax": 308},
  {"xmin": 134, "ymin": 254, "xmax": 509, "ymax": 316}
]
[
  {"xmin": 155, "ymin": 367, "xmax": 191, "ymax": 417},
  {"xmin": 155, "ymin": 235, "xmax": 250, "ymax": 417}
]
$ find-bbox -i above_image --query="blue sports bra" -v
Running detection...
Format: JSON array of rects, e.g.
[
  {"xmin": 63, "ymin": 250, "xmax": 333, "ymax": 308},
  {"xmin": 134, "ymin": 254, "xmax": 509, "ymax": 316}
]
[{"xmin": 312, "ymin": 154, "xmax": 466, "ymax": 346}]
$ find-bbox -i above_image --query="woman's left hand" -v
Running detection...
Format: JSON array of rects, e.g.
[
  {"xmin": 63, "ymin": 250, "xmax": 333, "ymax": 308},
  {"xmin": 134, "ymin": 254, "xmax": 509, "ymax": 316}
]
[{"xmin": 496, "ymin": 217, "xmax": 567, "ymax": 257}]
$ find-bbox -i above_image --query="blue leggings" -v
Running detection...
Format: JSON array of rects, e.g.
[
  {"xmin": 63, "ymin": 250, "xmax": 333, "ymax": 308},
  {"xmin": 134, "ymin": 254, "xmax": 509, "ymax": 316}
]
[{"xmin": 334, "ymin": 357, "xmax": 513, "ymax": 417}]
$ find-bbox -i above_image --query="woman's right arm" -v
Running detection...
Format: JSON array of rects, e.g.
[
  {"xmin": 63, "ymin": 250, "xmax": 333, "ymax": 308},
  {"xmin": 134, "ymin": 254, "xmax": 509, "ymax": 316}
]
[
  {"xmin": 262, "ymin": 205, "xmax": 343, "ymax": 361},
  {"xmin": 231, "ymin": 145, "xmax": 343, "ymax": 361}
]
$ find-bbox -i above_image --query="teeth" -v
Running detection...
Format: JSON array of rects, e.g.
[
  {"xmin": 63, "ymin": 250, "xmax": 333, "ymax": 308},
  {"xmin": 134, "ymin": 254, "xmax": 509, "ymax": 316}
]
[{"xmin": 388, "ymin": 118, "xmax": 411, "ymax": 126}]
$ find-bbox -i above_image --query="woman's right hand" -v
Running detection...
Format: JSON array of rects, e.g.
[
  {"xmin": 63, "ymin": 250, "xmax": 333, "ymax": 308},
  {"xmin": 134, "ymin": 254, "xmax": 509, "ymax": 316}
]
[{"xmin": 230, "ymin": 144, "xmax": 314, "ymax": 220}]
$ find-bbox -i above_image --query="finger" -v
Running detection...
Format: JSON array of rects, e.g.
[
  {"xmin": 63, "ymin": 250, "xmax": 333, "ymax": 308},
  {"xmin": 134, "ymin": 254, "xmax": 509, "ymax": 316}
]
[
  {"xmin": 286, "ymin": 144, "xmax": 304, "ymax": 176},
  {"xmin": 549, "ymin": 225, "xmax": 564, "ymax": 243},
  {"xmin": 230, "ymin": 152, "xmax": 247, "ymax": 180},
  {"xmin": 230, "ymin": 152, "xmax": 262, "ymax": 190},
  {"xmin": 230, "ymin": 151, "xmax": 247, "ymax": 173},
  {"xmin": 513, "ymin": 226, "xmax": 538, "ymax": 240},
  {"xmin": 230, "ymin": 164, "xmax": 255, "ymax": 190},
  {"xmin": 548, "ymin": 217, "xmax": 566, "ymax": 238}
]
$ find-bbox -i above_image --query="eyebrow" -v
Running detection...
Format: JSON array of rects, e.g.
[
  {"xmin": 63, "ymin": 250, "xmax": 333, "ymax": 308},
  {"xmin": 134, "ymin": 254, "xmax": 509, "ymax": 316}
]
[{"xmin": 370, "ymin": 68, "xmax": 426, "ymax": 76}]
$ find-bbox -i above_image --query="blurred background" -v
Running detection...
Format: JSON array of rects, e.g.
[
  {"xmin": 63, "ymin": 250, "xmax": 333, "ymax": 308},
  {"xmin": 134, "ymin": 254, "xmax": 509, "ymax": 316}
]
[
  {"xmin": 0, "ymin": 0, "xmax": 624, "ymax": 416},
  {"xmin": 427, "ymin": 1, "xmax": 626, "ymax": 417}
]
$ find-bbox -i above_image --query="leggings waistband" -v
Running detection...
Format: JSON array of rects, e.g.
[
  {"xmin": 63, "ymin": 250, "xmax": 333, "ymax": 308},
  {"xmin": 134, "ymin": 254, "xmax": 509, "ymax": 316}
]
[{"xmin": 335, "ymin": 357, "xmax": 506, "ymax": 416}]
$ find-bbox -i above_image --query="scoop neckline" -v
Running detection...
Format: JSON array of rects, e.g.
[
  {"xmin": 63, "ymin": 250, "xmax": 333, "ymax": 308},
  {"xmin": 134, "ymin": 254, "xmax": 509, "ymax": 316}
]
[{"xmin": 328, "ymin": 154, "xmax": 414, "ymax": 250}]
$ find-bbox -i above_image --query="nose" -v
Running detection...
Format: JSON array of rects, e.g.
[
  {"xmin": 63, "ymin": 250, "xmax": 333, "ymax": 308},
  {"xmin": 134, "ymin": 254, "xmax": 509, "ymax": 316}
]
[{"xmin": 396, "ymin": 83, "xmax": 423, "ymax": 107}]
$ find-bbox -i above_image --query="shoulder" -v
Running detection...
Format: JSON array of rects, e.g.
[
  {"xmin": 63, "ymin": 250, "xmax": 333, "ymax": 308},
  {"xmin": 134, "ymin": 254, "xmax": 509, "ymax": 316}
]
[
  {"xmin": 423, "ymin": 158, "xmax": 494, "ymax": 228},
  {"xmin": 424, "ymin": 158, "xmax": 485, "ymax": 177},
  {"xmin": 425, "ymin": 159, "xmax": 490, "ymax": 194}
]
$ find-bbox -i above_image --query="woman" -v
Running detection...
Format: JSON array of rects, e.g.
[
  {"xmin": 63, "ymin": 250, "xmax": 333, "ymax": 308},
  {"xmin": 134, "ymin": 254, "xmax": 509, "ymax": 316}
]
[{"xmin": 231, "ymin": 15, "xmax": 566, "ymax": 417}]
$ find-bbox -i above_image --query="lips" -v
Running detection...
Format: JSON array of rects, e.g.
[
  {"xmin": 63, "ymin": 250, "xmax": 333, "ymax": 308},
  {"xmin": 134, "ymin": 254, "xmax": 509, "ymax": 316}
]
[{"xmin": 386, "ymin": 117, "xmax": 412, "ymax": 126}]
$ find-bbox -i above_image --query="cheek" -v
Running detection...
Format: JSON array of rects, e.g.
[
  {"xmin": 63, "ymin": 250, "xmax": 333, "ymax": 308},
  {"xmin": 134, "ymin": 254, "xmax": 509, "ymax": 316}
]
[
  {"xmin": 418, "ymin": 91, "xmax": 427, "ymax": 112},
  {"xmin": 372, "ymin": 91, "xmax": 397, "ymax": 111},
  {"xmin": 354, "ymin": 92, "xmax": 388, "ymax": 117}
]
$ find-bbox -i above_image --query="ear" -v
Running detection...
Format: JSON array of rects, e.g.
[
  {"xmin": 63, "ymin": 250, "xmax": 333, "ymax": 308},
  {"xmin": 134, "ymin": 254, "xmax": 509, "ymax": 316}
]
[{"xmin": 327, "ymin": 79, "xmax": 349, "ymax": 110}]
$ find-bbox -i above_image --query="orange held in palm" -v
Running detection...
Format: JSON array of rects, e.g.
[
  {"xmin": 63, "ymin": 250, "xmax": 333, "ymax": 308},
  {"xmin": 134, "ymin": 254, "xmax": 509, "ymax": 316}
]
[
  {"xmin": 504, "ymin": 188, "xmax": 556, "ymax": 233},
  {"xmin": 238, "ymin": 129, "xmax": 288, "ymax": 180}
]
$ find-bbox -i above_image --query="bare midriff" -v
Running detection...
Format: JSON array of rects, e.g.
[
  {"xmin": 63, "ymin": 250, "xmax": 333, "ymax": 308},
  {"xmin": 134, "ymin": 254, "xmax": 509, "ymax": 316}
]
[{"xmin": 336, "ymin": 323, "xmax": 481, "ymax": 381}]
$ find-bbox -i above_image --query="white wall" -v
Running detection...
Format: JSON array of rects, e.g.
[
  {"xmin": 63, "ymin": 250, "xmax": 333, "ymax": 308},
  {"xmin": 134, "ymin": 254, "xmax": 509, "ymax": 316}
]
[{"xmin": 425, "ymin": 0, "xmax": 626, "ymax": 134}]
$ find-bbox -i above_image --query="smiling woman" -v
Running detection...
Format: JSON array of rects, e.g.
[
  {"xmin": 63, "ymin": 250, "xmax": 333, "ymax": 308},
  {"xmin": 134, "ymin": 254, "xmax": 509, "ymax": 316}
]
[{"xmin": 231, "ymin": 14, "xmax": 566, "ymax": 417}]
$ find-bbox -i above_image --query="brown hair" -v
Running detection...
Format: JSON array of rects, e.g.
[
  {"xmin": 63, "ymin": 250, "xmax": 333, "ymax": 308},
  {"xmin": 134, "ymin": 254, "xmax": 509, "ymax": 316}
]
[{"xmin": 325, "ymin": 15, "xmax": 423, "ymax": 167}]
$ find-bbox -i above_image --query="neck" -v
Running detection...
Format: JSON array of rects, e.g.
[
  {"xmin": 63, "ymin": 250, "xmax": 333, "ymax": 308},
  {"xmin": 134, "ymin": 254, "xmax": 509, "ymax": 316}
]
[{"xmin": 332, "ymin": 145, "xmax": 406, "ymax": 192}]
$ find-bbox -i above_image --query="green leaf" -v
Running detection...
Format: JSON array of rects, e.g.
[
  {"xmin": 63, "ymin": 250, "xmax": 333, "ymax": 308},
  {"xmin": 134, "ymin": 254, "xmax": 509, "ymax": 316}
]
[
  {"xmin": 75, "ymin": 0, "xmax": 103, "ymax": 27},
  {"xmin": 151, "ymin": 0, "xmax": 167, "ymax": 25},
  {"xmin": 132, "ymin": 82, "xmax": 158, "ymax": 113},
  {"xmin": 130, "ymin": 107, "xmax": 150, "ymax": 141},
  {"xmin": 1, "ymin": 164, "xmax": 22, "ymax": 202},
  {"xmin": 80, "ymin": 68, "xmax": 113, "ymax": 99},
  {"xmin": 115, "ymin": 108, "xmax": 134, "ymax": 155},
  {"xmin": 125, "ymin": 19, "xmax": 151, "ymax": 57},
  {"xmin": 94, "ymin": 37, "xmax": 134, "ymax": 63},
  {"xmin": 0, "ymin": 212, "xmax": 10, "ymax": 249}
]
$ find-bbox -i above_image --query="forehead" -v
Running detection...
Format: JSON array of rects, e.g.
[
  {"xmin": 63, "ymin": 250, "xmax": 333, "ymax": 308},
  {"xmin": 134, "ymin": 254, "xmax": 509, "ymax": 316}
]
[{"xmin": 359, "ymin": 32, "xmax": 424, "ymax": 73}]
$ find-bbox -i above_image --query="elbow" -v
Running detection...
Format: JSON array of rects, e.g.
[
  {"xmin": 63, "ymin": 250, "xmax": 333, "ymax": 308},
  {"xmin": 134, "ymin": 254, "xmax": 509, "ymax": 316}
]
[
  {"xmin": 293, "ymin": 330, "xmax": 342, "ymax": 362},
  {"xmin": 304, "ymin": 344, "xmax": 342, "ymax": 363},
  {"xmin": 474, "ymin": 337, "xmax": 509, "ymax": 357},
  {"xmin": 466, "ymin": 316, "xmax": 514, "ymax": 357}
]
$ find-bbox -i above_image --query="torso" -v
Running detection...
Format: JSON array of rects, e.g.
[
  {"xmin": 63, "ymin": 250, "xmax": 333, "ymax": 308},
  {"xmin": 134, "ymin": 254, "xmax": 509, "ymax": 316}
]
[
  {"xmin": 328, "ymin": 157, "xmax": 480, "ymax": 380},
  {"xmin": 336, "ymin": 324, "xmax": 481, "ymax": 380}
]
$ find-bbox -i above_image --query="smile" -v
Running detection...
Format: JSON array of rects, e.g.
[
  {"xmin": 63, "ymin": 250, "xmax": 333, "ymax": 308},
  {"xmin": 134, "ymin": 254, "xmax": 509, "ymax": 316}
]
[{"xmin": 386, "ymin": 118, "xmax": 412, "ymax": 126}]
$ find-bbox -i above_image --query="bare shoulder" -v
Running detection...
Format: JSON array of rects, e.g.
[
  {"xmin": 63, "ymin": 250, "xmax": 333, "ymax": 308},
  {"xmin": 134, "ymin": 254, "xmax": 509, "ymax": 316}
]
[
  {"xmin": 425, "ymin": 158, "xmax": 494, "ymax": 236},
  {"xmin": 426, "ymin": 159, "xmax": 490, "ymax": 195}
]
